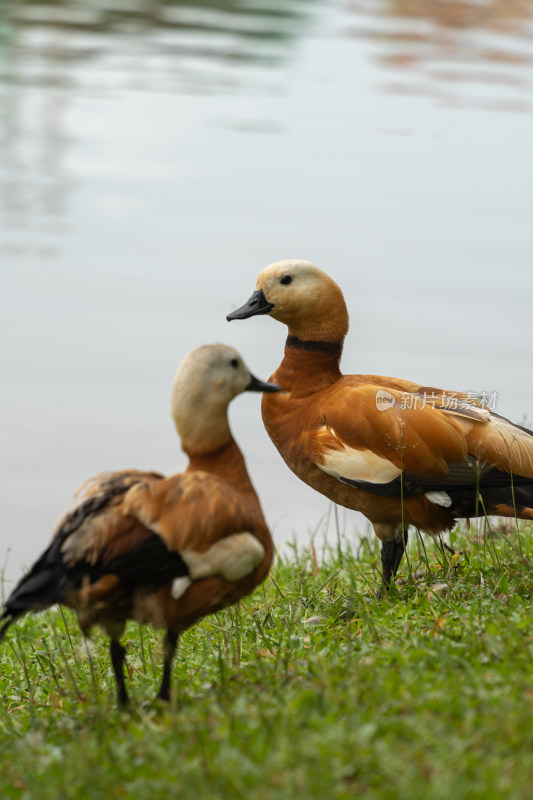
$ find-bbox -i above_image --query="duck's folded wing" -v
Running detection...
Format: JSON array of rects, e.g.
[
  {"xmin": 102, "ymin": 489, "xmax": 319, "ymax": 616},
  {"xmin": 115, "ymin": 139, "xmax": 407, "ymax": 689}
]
[
  {"xmin": 314, "ymin": 384, "xmax": 533, "ymax": 497},
  {"xmin": 70, "ymin": 470, "xmax": 263, "ymax": 588},
  {"xmin": 121, "ymin": 472, "xmax": 266, "ymax": 595},
  {"xmin": 4, "ymin": 470, "xmax": 266, "ymax": 621},
  {"xmin": 1, "ymin": 471, "xmax": 170, "ymax": 618},
  {"xmin": 315, "ymin": 384, "xmax": 467, "ymax": 481}
]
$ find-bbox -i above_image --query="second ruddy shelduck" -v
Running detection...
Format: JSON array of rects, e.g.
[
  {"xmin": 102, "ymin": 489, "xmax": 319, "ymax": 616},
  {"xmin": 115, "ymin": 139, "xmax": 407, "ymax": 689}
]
[
  {"xmin": 0, "ymin": 344, "xmax": 278, "ymax": 706},
  {"xmin": 227, "ymin": 260, "xmax": 533, "ymax": 589}
]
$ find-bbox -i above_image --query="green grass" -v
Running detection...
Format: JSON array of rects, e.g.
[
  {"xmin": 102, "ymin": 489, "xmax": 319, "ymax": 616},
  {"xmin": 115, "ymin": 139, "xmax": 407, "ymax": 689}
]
[{"xmin": 1, "ymin": 522, "xmax": 532, "ymax": 799}]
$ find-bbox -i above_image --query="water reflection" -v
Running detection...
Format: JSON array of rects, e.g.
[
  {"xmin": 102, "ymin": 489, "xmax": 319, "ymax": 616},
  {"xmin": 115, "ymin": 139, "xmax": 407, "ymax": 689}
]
[
  {"xmin": 2, "ymin": 0, "xmax": 313, "ymax": 93},
  {"xmin": 349, "ymin": 0, "xmax": 533, "ymax": 112},
  {"xmin": 0, "ymin": 0, "xmax": 317, "ymax": 254}
]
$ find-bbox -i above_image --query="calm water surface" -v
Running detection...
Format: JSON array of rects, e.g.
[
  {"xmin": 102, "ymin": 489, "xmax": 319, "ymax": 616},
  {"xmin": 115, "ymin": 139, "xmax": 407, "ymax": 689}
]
[{"xmin": 1, "ymin": 0, "xmax": 533, "ymax": 585}]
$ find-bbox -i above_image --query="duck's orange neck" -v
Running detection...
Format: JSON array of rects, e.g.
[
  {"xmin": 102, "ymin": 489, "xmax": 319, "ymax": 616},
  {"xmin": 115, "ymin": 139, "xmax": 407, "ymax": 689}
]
[
  {"xmin": 186, "ymin": 440, "xmax": 260, "ymax": 504},
  {"xmin": 271, "ymin": 335, "xmax": 344, "ymax": 396},
  {"xmin": 186, "ymin": 439, "xmax": 270, "ymax": 554}
]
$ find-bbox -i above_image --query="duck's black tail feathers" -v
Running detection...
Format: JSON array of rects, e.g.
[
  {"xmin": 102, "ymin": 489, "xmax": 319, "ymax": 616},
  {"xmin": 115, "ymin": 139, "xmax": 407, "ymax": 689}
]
[
  {"xmin": 0, "ymin": 488, "xmax": 125, "ymax": 645},
  {"xmin": 0, "ymin": 535, "xmax": 66, "ymax": 645}
]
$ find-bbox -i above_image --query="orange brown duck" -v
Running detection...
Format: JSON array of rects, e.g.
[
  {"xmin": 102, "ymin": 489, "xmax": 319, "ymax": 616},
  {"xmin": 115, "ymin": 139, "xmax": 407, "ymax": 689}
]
[
  {"xmin": 227, "ymin": 260, "xmax": 533, "ymax": 589},
  {"xmin": 0, "ymin": 344, "xmax": 278, "ymax": 706}
]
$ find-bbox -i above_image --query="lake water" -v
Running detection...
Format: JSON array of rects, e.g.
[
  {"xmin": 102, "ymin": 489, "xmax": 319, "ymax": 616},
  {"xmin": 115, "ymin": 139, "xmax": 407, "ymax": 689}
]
[{"xmin": 2, "ymin": 0, "xmax": 533, "ymax": 587}]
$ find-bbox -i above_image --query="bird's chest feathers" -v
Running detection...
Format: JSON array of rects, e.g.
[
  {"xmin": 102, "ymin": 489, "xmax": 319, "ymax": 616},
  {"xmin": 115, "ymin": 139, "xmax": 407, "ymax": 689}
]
[{"xmin": 262, "ymin": 390, "xmax": 322, "ymax": 474}]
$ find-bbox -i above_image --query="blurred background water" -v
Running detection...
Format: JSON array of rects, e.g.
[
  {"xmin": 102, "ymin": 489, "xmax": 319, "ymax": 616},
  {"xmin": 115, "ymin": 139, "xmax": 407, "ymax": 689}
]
[{"xmin": 1, "ymin": 0, "xmax": 533, "ymax": 586}]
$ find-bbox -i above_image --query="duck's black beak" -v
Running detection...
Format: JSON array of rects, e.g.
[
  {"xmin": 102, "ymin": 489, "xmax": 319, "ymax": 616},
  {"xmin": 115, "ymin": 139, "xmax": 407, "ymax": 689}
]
[
  {"xmin": 245, "ymin": 374, "xmax": 280, "ymax": 393},
  {"xmin": 226, "ymin": 289, "xmax": 274, "ymax": 321}
]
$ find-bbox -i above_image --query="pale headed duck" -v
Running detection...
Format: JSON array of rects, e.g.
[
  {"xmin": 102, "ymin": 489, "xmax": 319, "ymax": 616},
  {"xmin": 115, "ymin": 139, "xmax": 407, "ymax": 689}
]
[
  {"xmin": 228, "ymin": 260, "xmax": 533, "ymax": 589},
  {"xmin": 0, "ymin": 344, "xmax": 279, "ymax": 706}
]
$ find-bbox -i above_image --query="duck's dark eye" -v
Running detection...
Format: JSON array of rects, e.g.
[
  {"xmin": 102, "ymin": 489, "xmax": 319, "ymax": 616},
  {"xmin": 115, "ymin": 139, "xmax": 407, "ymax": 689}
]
[
  {"xmin": 280, "ymin": 275, "xmax": 292, "ymax": 285},
  {"xmin": 230, "ymin": 358, "xmax": 239, "ymax": 368}
]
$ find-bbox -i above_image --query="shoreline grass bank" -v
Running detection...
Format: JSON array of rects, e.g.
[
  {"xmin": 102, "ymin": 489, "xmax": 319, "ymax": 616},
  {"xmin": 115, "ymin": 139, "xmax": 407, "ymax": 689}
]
[{"xmin": 1, "ymin": 524, "xmax": 532, "ymax": 799}]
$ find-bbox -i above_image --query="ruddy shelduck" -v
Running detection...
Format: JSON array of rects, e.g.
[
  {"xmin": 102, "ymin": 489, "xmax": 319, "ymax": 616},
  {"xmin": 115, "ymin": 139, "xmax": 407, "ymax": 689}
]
[
  {"xmin": 0, "ymin": 344, "xmax": 278, "ymax": 706},
  {"xmin": 227, "ymin": 260, "xmax": 533, "ymax": 588}
]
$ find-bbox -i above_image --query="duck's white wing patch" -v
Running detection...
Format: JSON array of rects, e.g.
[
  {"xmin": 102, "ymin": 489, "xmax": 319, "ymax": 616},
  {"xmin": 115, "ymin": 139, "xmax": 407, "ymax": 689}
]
[
  {"xmin": 424, "ymin": 491, "xmax": 452, "ymax": 508},
  {"xmin": 181, "ymin": 532, "xmax": 265, "ymax": 584},
  {"xmin": 170, "ymin": 576, "xmax": 193, "ymax": 599},
  {"xmin": 318, "ymin": 440, "xmax": 401, "ymax": 485}
]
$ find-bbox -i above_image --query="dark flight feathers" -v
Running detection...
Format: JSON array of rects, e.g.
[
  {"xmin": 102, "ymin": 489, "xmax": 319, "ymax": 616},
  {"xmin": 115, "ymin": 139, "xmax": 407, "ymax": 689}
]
[{"xmin": 0, "ymin": 472, "xmax": 188, "ymax": 642}]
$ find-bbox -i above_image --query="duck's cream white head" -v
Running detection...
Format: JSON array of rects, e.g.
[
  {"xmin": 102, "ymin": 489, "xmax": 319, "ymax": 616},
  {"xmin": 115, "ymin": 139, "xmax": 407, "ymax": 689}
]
[
  {"xmin": 227, "ymin": 260, "xmax": 349, "ymax": 343},
  {"xmin": 172, "ymin": 344, "xmax": 278, "ymax": 456}
]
